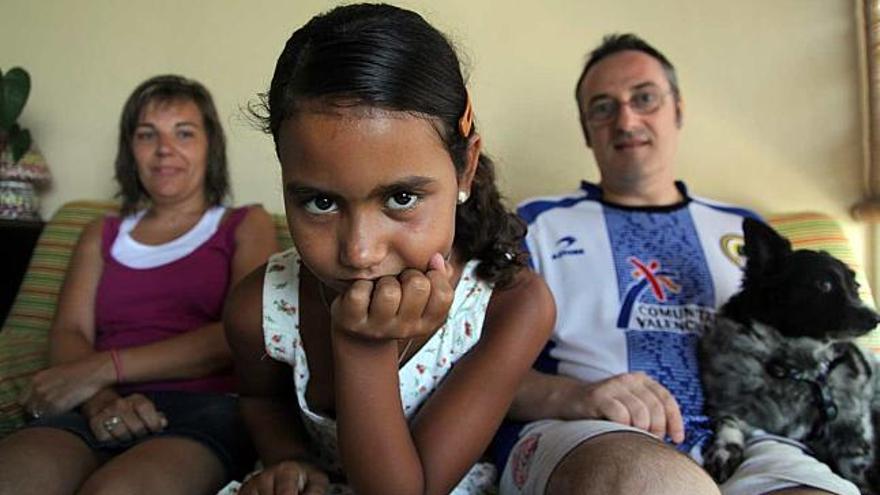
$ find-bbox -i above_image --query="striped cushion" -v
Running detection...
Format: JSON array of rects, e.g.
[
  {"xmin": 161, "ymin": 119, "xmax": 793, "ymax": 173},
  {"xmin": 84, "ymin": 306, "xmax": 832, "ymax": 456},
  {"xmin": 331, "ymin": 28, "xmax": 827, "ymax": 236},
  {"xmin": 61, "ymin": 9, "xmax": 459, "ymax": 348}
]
[
  {"xmin": 0, "ymin": 201, "xmax": 293, "ymax": 437},
  {"xmin": 0, "ymin": 201, "xmax": 117, "ymax": 436},
  {"xmin": 766, "ymin": 212, "xmax": 880, "ymax": 353}
]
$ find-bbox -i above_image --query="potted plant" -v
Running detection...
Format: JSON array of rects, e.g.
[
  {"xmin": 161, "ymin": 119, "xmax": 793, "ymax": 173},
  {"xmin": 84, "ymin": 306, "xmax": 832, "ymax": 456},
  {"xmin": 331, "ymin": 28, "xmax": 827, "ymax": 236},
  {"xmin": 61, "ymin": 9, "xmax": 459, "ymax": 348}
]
[{"xmin": 0, "ymin": 67, "xmax": 51, "ymax": 221}]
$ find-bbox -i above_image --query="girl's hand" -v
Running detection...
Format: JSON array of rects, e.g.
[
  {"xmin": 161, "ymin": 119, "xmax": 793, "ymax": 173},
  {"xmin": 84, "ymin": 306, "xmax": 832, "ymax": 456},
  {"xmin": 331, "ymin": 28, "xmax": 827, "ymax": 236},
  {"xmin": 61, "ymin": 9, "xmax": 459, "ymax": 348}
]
[
  {"xmin": 20, "ymin": 353, "xmax": 115, "ymax": 417},
  {"xmin": 85, "ymin": 393, "xmax": 167, "ymax": 442},
  {"xmin": 239, "ymin": 460, "xmax": 329, "ymax": 495},
  {"xmin": 330, "ymin": 253, "xmax": 455, "ymax": 341}
]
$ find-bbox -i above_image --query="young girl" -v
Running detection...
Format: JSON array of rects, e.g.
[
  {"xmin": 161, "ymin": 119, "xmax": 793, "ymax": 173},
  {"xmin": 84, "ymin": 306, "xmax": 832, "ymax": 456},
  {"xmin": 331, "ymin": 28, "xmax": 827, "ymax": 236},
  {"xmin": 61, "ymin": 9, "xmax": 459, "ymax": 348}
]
[{"xmin": 224, "ymin": 4, "xmax": 554, "ymax": 494}]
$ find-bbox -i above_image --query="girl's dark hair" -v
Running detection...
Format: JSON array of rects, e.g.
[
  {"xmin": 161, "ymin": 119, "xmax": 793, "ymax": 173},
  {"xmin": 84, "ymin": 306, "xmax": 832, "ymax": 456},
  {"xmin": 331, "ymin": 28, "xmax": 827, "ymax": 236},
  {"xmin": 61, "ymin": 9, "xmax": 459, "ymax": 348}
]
[
  {"xmin": 115, "ymin": 74, "xmax": 229, "ymax": 215},
  {"xmin": 257, "ymin": 3, "xmax": 526, "ymax": 286}
]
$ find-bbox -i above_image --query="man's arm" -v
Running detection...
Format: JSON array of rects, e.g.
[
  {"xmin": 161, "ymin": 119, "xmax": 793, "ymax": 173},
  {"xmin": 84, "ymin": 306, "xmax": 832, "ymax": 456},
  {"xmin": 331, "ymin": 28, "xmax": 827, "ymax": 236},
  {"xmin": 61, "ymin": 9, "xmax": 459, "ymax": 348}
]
[{"xmin": 508, "ymin": 368, "xmax": 686, "ymax": 444}]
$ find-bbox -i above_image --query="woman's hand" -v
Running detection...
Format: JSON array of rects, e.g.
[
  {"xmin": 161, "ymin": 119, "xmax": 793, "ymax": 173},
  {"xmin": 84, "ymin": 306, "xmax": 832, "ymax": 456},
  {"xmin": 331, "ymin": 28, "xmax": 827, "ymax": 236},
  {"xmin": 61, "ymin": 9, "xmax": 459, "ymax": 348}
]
[
  {"xmin": 239, "ymin": 460, "xmax": 329, "ymax": 495},
  {"xmin": 330, "ymin": 253, "xmax": 454, "ymax": 341},
  {"xmin": 85, "ymin": 393, "xmax": 167, "ymax": 442},
  {"xmin": 20, "ymin": 352, "xmax": 115, "ymax": 417}
]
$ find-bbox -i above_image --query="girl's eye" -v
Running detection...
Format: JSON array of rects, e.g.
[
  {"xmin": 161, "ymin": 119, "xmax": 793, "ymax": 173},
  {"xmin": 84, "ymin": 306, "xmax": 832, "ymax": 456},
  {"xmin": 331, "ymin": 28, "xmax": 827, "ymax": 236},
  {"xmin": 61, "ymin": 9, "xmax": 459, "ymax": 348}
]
[
  {"xmin": 386, "ymin": 191, "xmax": 419, "ymax": 211},
  {"xmin": 176, "ymin": 129, "xmax": 195, "ymax": 139},
  {"xmin": 303, "ymin": 196, "xmax": 338, "ymax": 214}
]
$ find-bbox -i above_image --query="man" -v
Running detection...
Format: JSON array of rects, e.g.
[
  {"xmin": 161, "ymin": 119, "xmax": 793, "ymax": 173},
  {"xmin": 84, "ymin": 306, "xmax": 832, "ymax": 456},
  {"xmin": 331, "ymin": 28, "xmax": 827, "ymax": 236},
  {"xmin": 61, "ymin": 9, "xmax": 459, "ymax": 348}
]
[{"xmin": 494, "ymin": 34, "xmax": 858, "ymax": 495}]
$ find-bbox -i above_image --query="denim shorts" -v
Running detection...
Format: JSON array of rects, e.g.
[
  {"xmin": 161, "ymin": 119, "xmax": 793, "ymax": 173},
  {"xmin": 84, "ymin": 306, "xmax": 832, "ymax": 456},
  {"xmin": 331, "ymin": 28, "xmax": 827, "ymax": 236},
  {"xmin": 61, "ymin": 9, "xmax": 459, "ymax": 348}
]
[{"xmin": 25, "ymin": 390, "xmax": 255, "ymax": 480}]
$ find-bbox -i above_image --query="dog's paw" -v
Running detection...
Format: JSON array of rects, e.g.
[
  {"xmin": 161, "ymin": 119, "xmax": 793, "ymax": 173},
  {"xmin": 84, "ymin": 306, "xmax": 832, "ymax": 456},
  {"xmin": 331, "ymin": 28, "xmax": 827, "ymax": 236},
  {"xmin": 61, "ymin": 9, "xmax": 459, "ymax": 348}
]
[{"xmin": 703, "ymin": 442, "xmax": 744, "ymax": 484}]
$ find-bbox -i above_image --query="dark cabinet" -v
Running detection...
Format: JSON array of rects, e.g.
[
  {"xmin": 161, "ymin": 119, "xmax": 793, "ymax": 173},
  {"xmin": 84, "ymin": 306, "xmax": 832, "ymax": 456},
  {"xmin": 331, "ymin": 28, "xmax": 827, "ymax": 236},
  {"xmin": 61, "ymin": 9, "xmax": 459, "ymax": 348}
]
[{"xmin": 0, "ymin": 219, "xmax": 44, "ymax": 327}]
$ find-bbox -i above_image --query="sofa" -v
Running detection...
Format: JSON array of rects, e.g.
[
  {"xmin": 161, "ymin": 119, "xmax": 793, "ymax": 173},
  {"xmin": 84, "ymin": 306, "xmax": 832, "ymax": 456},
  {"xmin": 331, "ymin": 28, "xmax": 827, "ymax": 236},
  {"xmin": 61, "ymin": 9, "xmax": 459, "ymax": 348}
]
[{"xmin": 0, "ymin": 199, "xmax": 877, "ymax": 437}]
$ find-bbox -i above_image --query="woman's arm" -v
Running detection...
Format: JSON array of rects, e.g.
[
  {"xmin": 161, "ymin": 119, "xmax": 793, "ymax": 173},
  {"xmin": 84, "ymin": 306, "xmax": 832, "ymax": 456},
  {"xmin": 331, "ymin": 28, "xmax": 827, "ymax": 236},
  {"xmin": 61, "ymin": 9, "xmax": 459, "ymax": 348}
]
[
  {"xmin": 21, "ymin": 219, "xmax": 118, "ymax": 415},
  {"xmin": 49, "ymin": 218, "xmax": 107, "ymax": 365},
  {"xmin": 334, "ymin": 268, "xmax": 556, "ymax": 495},
  {"xmin": 226, "ymin": 266, "xmax": 329, "ymax": 493}
]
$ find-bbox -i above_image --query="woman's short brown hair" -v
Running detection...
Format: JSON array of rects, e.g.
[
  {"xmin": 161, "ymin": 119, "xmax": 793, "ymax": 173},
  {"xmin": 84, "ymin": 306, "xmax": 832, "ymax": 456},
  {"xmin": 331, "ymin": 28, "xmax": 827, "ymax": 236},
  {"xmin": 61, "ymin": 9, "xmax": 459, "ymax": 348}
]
[{"xmin": 114, "ymin": 75, "xmax": 229, "ymax": 215}]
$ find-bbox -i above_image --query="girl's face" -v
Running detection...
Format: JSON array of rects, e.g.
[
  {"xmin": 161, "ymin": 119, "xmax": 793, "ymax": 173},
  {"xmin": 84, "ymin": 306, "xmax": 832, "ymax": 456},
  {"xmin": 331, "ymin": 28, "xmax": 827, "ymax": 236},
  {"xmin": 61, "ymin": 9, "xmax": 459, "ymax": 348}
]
[{"xmin": 278, "ymin": 109, "xmax": 475, "ymax": 293}]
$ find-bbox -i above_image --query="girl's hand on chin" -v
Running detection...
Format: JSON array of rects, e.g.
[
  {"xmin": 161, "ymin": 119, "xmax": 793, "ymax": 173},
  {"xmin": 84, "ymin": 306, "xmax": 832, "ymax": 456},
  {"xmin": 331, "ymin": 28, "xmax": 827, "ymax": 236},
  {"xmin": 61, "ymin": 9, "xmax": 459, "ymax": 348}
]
[{"xmin": 330, "ymin": 252, "xmax": 454, "ymax": 341}]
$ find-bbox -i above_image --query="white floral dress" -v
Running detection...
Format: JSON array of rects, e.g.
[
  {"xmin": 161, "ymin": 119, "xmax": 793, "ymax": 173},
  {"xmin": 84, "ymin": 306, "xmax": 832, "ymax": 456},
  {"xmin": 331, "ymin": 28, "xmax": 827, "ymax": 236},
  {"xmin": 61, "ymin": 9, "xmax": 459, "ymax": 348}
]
[{"xmin": 220, "ymin": 248, "xmax": 498, "ymax": 495}]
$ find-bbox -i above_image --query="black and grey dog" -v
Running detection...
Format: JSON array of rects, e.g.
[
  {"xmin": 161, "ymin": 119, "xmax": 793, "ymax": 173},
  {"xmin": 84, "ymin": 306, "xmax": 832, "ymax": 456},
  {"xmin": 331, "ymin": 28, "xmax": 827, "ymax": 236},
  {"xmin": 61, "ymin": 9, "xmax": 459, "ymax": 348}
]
[{"xmin": 699, "ymin": 217, "xmax": 880, "ymax": 493}]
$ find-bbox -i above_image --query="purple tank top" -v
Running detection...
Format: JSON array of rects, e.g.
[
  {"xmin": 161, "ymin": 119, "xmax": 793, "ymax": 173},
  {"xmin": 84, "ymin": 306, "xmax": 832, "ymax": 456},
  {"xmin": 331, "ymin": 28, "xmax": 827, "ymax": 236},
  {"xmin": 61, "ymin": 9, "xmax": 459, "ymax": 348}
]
[{"xmin": 94, "ymin": 206, "xmax": 250, "ymax": 394}]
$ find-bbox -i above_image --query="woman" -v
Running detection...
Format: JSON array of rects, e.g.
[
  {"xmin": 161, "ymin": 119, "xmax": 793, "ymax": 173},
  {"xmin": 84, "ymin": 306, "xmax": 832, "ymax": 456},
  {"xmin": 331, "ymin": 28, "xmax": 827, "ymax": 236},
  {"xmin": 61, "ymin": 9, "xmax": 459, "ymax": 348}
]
[{"xmin": 0, "ymin": 75, "xmax": 278, "ymax": 495}]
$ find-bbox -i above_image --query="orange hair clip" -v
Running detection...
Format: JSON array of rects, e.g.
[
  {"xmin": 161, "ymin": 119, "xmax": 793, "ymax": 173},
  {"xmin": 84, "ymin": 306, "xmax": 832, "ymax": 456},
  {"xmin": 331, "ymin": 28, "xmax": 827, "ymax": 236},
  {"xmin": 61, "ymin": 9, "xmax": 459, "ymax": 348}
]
[{"xmin": 458, "ymin": 89, "xmax": 474, "ymax": 137}]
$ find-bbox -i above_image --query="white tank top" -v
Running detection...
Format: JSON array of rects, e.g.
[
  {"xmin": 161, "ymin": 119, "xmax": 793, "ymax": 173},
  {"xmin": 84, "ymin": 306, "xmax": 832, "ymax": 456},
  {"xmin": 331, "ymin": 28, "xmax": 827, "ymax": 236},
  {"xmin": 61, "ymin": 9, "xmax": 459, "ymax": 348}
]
[{"xmin": 110, "ymin": 206, "xmax": 226, "ymax": 269}]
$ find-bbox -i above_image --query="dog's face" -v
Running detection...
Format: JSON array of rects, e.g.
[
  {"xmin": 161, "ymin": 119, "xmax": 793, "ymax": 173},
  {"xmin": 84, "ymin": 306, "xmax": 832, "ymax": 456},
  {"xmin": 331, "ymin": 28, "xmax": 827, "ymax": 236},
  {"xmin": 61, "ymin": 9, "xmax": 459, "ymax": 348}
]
[{"xmin": 732, "ymin": 218, "xmax": 880, "ymax": 340}]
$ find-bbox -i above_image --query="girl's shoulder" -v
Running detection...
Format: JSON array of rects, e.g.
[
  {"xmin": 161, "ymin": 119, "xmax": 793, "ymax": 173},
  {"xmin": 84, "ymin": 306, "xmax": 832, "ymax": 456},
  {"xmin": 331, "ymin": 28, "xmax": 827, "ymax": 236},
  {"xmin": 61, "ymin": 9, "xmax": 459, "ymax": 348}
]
[
  {"xmin": 226, "ymin": 249, "xmax": 298, "ymax": 341},
  {"xmin": 224, "ymin": 261, "xmax": 269, "ymax": 337},
  {"xmin": 260, "ymin": 249, "xmax": 304, "ymax": 364},
  {"xmin": 264, "ymin": 249, "xmax": 301, "ymax": 286},
  {"xmin": 483, "ymin": 267, "xmax": 555, "ymax": 341}
]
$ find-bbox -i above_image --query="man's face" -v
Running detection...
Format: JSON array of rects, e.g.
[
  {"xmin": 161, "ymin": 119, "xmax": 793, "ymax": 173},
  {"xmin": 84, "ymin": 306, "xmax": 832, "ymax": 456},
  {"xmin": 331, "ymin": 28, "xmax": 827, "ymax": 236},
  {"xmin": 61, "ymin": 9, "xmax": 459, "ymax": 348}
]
[{"xmin": 577, "ymin": 50, "xmax": 682, "ymax": 188}]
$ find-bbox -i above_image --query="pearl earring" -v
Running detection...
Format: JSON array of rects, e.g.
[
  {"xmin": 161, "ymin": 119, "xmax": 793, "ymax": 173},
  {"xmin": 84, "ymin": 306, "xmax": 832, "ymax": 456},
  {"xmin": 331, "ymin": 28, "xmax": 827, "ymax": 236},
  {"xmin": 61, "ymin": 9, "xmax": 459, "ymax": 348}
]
[{"xmin": 457, "ymin": 191, "xmax": 469, "ymax": 204}]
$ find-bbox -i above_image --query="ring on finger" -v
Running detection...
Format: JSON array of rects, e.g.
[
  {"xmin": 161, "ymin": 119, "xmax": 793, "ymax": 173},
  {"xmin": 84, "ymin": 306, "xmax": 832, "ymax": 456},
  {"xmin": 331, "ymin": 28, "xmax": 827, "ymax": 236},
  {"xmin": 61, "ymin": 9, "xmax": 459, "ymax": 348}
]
[{"xmin": 102, "ymin": 415, "xmax": 122, "ymax": 432}]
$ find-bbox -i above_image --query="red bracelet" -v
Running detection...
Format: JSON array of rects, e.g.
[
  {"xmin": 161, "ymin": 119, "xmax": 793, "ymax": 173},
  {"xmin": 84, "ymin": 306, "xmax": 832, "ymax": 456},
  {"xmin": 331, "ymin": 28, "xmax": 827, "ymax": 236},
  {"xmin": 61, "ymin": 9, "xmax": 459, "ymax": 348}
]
[{"xmin": 110, "ymin": 349, "xmax": 125, "ymax": 383}]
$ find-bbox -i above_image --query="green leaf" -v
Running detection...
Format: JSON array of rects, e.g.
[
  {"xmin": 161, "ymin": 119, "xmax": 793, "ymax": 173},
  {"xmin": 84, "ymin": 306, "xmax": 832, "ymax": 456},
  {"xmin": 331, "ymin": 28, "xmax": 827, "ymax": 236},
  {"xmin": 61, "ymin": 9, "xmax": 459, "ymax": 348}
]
[
  {"xmin": 0, "ymin": 67, "xmax": 31, "ymax": 131},
  {"xmin": 9, "ymin": 124, "xmax": 31, "ymax": 163}
]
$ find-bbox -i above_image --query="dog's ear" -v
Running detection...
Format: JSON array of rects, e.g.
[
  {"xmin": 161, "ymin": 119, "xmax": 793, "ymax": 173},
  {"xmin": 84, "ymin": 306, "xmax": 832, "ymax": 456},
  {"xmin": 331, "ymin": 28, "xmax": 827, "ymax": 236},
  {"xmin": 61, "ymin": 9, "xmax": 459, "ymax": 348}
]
[{"xmin": 742, "ymin": 218, "xmax": 791, "ymax": 274}]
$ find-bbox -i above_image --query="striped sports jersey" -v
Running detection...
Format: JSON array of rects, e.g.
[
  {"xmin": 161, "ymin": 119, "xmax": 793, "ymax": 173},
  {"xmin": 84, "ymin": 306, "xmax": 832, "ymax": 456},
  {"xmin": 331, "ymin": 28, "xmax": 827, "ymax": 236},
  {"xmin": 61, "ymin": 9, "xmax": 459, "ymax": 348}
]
[{"xmin": 518, "ymin": 180, "xmax": 758, "ymax": 457}]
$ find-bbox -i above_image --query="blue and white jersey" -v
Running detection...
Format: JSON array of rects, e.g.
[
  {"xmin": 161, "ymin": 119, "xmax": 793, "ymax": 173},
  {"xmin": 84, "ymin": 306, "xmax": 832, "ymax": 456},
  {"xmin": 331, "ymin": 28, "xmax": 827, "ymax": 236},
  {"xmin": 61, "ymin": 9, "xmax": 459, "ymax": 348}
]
[{"xmin": 519, "ymin": 180, "xmax": 758, "ymax": 458}]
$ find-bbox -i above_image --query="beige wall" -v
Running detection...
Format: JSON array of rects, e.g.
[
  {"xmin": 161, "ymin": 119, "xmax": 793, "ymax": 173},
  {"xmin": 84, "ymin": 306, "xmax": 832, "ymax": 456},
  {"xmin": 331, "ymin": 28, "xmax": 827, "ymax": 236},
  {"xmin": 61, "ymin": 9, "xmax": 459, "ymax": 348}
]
[{"xmin": 1, "ymin": 1, "xmax": 869, "ymax": 279}]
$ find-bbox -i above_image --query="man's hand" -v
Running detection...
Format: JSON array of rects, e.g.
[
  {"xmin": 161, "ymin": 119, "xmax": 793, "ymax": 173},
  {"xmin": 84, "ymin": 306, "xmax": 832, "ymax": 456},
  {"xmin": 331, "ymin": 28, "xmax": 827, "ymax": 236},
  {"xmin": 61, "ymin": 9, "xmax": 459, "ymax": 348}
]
[
  {"xmin": 239, "ymin": 460, "xmax": 330, "ymax": 495},
  {"xmin": 570, "ymin": 371, "xmax": 685, "ymax": 443},
  {"xmin": 330, "ymin": 253, "xmax": 454, "ymax": 341}
]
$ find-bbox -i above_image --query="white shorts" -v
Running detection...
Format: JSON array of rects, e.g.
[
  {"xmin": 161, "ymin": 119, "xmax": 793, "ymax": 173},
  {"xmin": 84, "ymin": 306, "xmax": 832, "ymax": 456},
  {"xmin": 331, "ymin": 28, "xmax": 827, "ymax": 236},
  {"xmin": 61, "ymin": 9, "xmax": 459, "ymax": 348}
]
[{"xmin": 498, "ymin": 419, "xmax": 859, "ymax": 495}]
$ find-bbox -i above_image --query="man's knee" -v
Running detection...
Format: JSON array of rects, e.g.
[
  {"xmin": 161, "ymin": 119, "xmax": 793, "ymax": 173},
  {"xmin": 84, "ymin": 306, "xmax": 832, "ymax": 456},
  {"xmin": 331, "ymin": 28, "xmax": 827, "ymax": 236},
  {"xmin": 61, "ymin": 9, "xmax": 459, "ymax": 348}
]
[{"xmin": 546, "ymin": 432, "xmax": 720, "ymax": 495}]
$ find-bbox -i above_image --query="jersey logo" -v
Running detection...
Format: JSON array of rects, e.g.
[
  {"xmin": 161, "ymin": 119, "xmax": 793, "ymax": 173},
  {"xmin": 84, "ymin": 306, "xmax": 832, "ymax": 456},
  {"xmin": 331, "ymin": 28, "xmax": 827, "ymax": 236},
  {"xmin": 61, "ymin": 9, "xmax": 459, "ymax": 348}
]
[
  {"xmin": 629, "ymin": 257, "xmax": 681, "ymax": 302},
  {"xmin": 720, "ymin": 233, "xmax": 746, "ymax": 267},
  {"xmin": 552, "ymin": 235, "xmax": 585, "ymax": 260}
]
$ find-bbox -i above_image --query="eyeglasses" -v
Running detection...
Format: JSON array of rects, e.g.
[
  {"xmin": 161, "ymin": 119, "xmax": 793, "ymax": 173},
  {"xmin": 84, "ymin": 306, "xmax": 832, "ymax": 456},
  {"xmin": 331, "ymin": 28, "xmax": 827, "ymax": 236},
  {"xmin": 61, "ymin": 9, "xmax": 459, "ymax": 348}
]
[{"xmin": 583, "ymin": 87, "xmax": 672, "ymax": 124}]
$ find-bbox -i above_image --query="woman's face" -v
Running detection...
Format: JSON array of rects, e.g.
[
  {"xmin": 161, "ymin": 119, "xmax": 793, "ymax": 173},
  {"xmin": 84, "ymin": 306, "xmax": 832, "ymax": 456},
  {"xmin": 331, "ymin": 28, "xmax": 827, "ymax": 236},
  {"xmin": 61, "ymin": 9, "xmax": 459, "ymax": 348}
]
[
  {"xmin": 278, "ymin": 109, "xmax": 467, "ymax": 293},
  {"xmin": 132, "ymin": 98, "xmax": 209, "ymax": 206}
]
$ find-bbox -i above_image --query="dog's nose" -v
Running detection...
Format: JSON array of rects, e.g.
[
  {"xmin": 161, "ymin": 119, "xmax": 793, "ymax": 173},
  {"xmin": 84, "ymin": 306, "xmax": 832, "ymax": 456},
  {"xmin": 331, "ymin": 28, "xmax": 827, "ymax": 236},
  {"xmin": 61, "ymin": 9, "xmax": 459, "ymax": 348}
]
[
  {"xmin": 855, "ymin": 308, "xmax": 880, "ymax": 331},
  {"xmin": 867, "ymin": 310, "xmax": 880, "ymax": 329}
]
